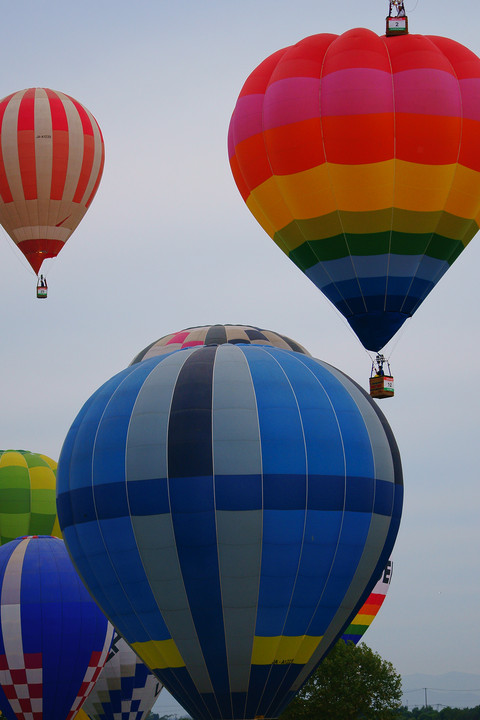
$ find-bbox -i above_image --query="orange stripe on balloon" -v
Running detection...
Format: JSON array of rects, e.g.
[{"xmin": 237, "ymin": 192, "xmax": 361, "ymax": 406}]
[
  {"xmin": 395, "ymin": 114, "xmax": 462, "ymax": 164},
  {"xmin": 229, "ymin": 154, "xmax": 251, "ymax": 203},
  {"xmin": 264, "ymin": 118, "xmax": 325, "ymax": 175},
  {"xmin": 18, "ymin": 89, "xmax": 37, "ymax": 200},
  {"xmin": 459, "ymin": 118, "xmax": 480, "ymax": 171},
  {"xmin": 235, "ymin": 133, "xmax": 273, "ymax": 192},
  {"xmin": 321, "ymin": 114, "xmax": 394, "ymax": 165}
]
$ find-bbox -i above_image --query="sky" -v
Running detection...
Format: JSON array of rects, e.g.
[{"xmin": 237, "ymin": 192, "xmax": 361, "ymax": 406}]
[{"xmin": 1, "ymin": 0, "xmax": 479, "ymax": 714}]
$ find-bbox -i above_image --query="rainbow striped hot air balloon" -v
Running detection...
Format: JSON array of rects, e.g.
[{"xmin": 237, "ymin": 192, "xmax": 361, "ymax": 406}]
[
  {"xmin": 228, "ymin": 28, "xmax": 480, "ymax": 351},
  {"xmin": 341, "ymin": 559, "xmax": 393, "ymax": 645}
]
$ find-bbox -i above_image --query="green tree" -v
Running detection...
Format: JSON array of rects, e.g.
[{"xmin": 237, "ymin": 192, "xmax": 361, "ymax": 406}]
[{"xmin": 281, "ymin": 641, "xmax": 402, "ymax": 720}]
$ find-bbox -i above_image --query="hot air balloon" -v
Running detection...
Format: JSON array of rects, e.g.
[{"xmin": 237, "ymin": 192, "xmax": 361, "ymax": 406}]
[
  {"xmin": 0, "ymin": 88, "xmax": 104, "ymax": 296},
  {"xmin": 341, "ymin": 559, "xmax": 393, "ymax": 645},
  {"xmin": 228, "ymin": 23, "xmax": 480, "ymax": 354},
  {"xmin": 80, "ymin": 631, "xmax": 162, "ymax": 720},
  {"xmin": 130, "ymin": 323, "xmax": 311, "ymax": 364},
  {"xmin": 0, "ymin": 449, "xmax": 61, "ymax": 543},
  {"xmin": 0, "ymin": 535, "xmax": 113, "ymax": 720},
  {"xmin": 56, "ymin": 342, "xmax": 403, "ymax": 720}
]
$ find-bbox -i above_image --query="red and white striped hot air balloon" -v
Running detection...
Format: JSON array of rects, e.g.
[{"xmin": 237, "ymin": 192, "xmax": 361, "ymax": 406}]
[{"xmin": 0, "ymin": 87, "xmax": 104, "ymax": 293}]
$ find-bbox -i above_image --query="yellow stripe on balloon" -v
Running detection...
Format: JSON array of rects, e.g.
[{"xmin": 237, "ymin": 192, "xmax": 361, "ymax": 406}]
[
  {"xmin": 275, "ymin": 164, "xmax": 337, "ymax": 219},
  {"xmin": 351, "ymin": 613, "xmax": 376, "ymax": 625},
  {"xmin": 131, "ymin": 638, "xmax": 185, "ymax": 670},
  {"xmin": 0, "ymin": 451, "xmax": 27, "ymax": 468},
  {"xmin": 247, "ymin": 160, "xmax": 480, "ymax": 240},
  {"xmin": 38, "ymin": 454, "xmax": 57, "ymax": 472},
  {"xmin": 443, "ymin": 163, "xmax": 480, "ymax": 221},
  {"xmin": 247, "ymin": 177, "xmax": 295, "ymax": 238},
  {"xmin": 29, "ymin": 466, "xmax": 56, "ymax": 491},
  {"xmin": 251, "ymin": 635, "xmax": 323, "ymax": 666},
  {"xmin": 327, "ymin": 161, "xmax": 395, "ymax": 212},
  {"xmin": 394, "ymin": 161, "xmax": 458, "ymax": 212}
]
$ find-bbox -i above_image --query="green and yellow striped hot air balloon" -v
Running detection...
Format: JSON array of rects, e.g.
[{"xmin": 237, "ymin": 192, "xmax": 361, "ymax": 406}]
[{"xmin": 0, "ymin": 450, "xmax": 61, "ymax": 544}]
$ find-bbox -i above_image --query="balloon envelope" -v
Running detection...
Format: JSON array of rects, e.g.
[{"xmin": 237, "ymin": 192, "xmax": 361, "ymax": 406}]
[
  {"xmin": 228, "ymin": 29, "xmax": 480, "ymax": 351},
  {"xmin": 56, "ymin": 343, "xmax": 403, "ymax": 720},
  {"xmin": 130, "ymin": 323, "xmax": 311, "ymax": 364},
  {"xmin": 341, "ymin": 559, "xmax": 393, "ymax": 644},
  {"xmin": 0, "ymin": 449, "xmax": 61, "ymax": 543},
  {"xmin": 81, "ymin": 631, "xmax": 163, "ymax": 720},
  {"xmin": 0, "ymin": 88, "xmax": 104, "ymax": 274},
  {"xmin": 0, "ymin": 536, "xmax": 113, "ymax": 720}
]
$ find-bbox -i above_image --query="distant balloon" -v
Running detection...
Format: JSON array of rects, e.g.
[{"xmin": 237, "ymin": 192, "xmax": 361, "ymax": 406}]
[
  {"xmin": 57, "ymin": 343, "xmax": 403, "ymax": 720},
  {"xmin": 341, "ymin": 559, "xmax": 393, "ymax": 645},
  {"xmin": 229, "ymin": 29, "xmax": 480, "ymax": 351},
  {"xmin": 81, "ymin": 631, "xmax": 162, "ymax": 720},
  {"xmin": 0, "ymin": 536, "xmax": 113, "ymax": 720},
  {"xmin": 130, "ymin": 323, "xmax": 311, "ymax": 363},
  {"xmin": 0, "ymin": 449, "xmax": 61, "ymax": 543},
  {"xmin": 0, "ymin": 88, "xmax": 104, "ymax": 275}
]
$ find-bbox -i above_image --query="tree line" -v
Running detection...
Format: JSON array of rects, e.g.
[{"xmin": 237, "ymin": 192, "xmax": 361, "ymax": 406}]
[{"xmin": 146, "ymin": 642, "xmax": 479, "ymax": 720}]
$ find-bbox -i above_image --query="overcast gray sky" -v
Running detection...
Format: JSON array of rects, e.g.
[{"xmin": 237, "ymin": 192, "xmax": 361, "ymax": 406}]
[{"xmin": 1, "ymin": 1, "xmax": 479, "ymax": 712}]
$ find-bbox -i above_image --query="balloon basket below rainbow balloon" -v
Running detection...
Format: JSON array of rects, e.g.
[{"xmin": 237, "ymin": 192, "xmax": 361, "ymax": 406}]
[
  {"xmin": 369, "ymin": 353, "xmax": 394, "ymax": 399},
  {"xmin": 370, "ymin": 374, "xmax": 395, "ymax": 399}
]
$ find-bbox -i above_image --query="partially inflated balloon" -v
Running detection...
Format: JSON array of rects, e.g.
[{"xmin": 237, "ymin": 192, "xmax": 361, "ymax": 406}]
[
  {"xmin": 0, "ymin": 88, "xmax": 104, "ymax": 274},
  {"xmin": 341, "ymin": 559, "xmax": 393, "ymax": 644},
  {"xmin": 0, "ymin": 450, "xmax": 61, "ymax": 543},
  {"xmin": 0, "ymin": 536, "xmax": 113, "ymax": 720},
  {"xmin": 57, "ymin": 343, "xmax": 403, "ymax": 720},
  {"xmin": 81, "ymin": 631, "xmax": 162, "ymax": 720},
  {"xmin": 130, "ymin": 323, "xmax": 310, "ymax": 363},
  {"xmin": 229, "ymin": 29, "xmax": 480, "ymax": 351}
]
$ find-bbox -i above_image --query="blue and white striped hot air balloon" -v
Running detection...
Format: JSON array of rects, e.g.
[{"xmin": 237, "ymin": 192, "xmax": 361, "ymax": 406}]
[{"xmin": 56, "ymin": 342, "xmax": 403, "ymax": 720}]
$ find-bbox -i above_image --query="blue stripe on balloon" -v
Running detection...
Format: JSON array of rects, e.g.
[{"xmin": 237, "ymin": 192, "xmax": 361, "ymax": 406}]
[
  {"xmin": 255, "ymin": 509, "xmax": 304, "ymax": 637},
  {"xmin": 215, "ymin": 474, "xmax": 262, "ymax": 510},
  {"xmin": 58, "ymin": 362, "xmax": 155, "ymax": 494},
  {"xmin": 167, "ymin": 347, "xmax": 230, "ymax": 702},
  {"xmin": 262, "ymin": 350, "xmax": 373, "ymax": 480},
  {"xmin": 257, "ymin": 350, "xmax": 346, "ymax": 477},
  {"xmin": 169, "ymin": 476, "xmax": 216, "ymax": 513},
  {"xmin": 168, "ymin": 346, "xmax": 216, "ymax": 479},
  {"xmin": 263, "ymin": 474, "xmax": 306, "ymax": 509},
  {"xmin": 57, "ymin": 475, "xmax": 395, "ymax": 529},
  {"xmin": 244, "ymin": 347, "xmax": 307, "ymax": 476}
]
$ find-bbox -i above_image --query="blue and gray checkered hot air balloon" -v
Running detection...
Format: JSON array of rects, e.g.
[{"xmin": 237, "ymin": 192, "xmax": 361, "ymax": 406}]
[
  {"xmin": 0, "ymin": 535, "xmax": 113, "ymax": 720},
  {"xmin": 56, "ymin": 342, "xmax": 403, "ymax": 720}
]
